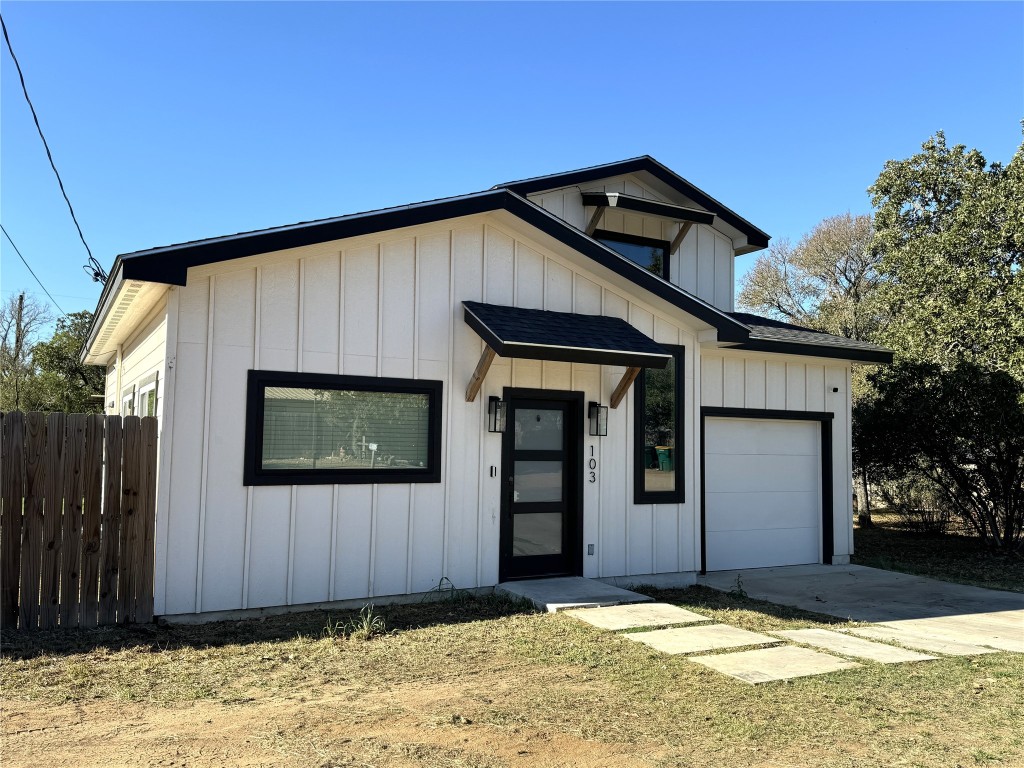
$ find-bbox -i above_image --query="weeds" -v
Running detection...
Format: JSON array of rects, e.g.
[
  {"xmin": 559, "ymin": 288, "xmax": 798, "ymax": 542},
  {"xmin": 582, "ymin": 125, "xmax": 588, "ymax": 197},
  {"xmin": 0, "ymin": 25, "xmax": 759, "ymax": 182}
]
[
  {"xmin": 727, "ymin": 573, "xmax": 748, "ymax": 598},
  {"xmin": 321, "ymin": 604, "xmax": 386, "ymax": 641}
]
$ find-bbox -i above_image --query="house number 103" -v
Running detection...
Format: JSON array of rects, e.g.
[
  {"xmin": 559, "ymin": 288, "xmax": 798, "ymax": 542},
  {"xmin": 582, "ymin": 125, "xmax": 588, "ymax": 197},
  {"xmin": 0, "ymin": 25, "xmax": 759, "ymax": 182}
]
[{"xmin": 588, "ymin": 445, "xmax": 597, "ymax": 483}]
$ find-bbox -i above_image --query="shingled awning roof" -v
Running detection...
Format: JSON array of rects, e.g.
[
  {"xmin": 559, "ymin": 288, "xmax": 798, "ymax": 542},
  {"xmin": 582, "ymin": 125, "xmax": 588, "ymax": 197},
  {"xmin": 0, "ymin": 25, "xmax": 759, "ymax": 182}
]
[
  {"xmin": 463, "ymin": 301, "xmax": 672, "ymax": 369},
  {"xmin": 729, "ymin": 312, "xmax": 894, "ymax": 364},
  {"xmin": 461, "ymin": 301, "xmax": 674, "ymax": 407}
]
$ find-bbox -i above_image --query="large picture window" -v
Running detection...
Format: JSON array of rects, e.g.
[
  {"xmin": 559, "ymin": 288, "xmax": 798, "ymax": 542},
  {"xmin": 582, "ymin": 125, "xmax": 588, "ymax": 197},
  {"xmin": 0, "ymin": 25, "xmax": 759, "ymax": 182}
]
[
  {"xmin": 633, "ymin": 346, "xmax": 684, "ymax": 503},
  {"xmin": 244, "ymin": 370, "xmax": 443, "ymax": 486}
]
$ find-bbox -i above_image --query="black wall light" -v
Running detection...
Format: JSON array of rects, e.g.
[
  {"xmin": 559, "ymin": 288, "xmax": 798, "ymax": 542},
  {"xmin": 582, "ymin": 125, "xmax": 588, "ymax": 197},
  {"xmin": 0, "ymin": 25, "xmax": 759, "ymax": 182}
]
[
  {"xmin": 488, "ymin": 396, "xmax": 507, "ymax": 433},
  {"xmin": 588, "ymin": 401, "xmax": 608, "ymax": 437}
]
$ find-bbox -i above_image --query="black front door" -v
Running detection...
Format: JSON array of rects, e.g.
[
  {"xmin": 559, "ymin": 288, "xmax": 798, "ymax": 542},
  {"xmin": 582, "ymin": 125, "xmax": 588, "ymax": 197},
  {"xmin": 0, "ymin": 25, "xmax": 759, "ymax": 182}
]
[{"xmin": 500, "ymin": 390, "xmax": 583, "ymax": 581}]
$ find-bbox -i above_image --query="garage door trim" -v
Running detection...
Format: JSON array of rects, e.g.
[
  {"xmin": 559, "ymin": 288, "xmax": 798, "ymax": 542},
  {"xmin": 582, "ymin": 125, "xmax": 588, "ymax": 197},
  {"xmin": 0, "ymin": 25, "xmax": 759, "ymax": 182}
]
[{"xmin": 700, "ymin": 407, "xmax": 834, "ymax": 573}]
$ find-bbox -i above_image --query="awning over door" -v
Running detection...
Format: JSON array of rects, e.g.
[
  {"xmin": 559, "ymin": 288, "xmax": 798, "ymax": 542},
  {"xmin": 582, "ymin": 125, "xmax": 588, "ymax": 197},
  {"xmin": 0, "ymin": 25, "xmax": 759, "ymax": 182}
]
[{"xmin": 462, "ymin": 301, "xmax": 672, "ymax": 406}]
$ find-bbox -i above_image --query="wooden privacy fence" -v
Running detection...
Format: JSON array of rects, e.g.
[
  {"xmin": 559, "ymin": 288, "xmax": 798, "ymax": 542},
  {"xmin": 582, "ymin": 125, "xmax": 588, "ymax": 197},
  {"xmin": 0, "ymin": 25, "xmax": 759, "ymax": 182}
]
[{"xmin": 1, "ymin": 412, "xmax": 158, "ymax": 630}]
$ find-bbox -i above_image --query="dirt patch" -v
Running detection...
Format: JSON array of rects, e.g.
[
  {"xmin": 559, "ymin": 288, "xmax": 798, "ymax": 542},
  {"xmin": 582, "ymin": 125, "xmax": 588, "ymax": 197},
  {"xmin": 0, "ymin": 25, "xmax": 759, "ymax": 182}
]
[{"xmin": 3, "ymin": 676, "xmax": 658, "ymax": 768}]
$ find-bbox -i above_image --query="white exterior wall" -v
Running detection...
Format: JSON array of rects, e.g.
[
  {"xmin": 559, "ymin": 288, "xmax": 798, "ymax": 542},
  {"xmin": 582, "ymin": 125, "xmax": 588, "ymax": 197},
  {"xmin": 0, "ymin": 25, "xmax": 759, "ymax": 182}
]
[
  {"xmin": 157, "ymin": 214, "xmax": 703, "ymax": 616},
  {"xmin": 700, "ymin": 349, "xmax": 854, "ymax": 561},
  {"xmin": 104, "ymin": 297, "xmax": 168, "ymax": 417},
  {"xmin": 529, "ymin": 174, "xmax": 735, "ymax": 312}
]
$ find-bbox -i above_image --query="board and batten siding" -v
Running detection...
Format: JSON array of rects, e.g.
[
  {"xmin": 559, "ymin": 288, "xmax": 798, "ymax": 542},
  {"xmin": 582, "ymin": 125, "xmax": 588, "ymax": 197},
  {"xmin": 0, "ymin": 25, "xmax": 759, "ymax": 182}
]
[
  {"xmin": 104, "ymin": 297, "xmax": 168, "ymax": 416},
  {"xmin": 157, "ymin": 215, "xmax": 703, "ymax": 616},
  {"xmin": 699, "ymin": 350, "xmax": 854, "ymax": 561},
  {"xmin": 528, "ymin": 174, "xmax": 735, "ymax": 312}
]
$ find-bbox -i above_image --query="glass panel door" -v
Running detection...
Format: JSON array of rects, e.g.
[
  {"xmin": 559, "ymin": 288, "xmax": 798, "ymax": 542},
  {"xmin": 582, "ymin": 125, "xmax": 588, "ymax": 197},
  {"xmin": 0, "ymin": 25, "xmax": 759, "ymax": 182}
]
[{"xmin": 500, "ymin": 395, "xmax": 581, "ymax": 580}]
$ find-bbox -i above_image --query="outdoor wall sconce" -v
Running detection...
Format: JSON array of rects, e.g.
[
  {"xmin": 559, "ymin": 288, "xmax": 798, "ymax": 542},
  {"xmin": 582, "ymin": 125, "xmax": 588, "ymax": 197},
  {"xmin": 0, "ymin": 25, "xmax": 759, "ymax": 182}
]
[
  {"xmin": 488, "ymin": 396, "xmax": 507, "ymax": 433},
  {"xmin": 588, "ymin": 401, "xmax": 608, "ymax": 437}
]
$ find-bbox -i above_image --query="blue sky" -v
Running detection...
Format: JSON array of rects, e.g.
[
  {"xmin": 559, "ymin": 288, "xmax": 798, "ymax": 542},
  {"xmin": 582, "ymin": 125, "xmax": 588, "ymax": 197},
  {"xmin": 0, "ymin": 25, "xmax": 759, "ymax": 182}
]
[{"xmin": 2, "ymin": 1, "xmax": 1022, "ymax": 325}]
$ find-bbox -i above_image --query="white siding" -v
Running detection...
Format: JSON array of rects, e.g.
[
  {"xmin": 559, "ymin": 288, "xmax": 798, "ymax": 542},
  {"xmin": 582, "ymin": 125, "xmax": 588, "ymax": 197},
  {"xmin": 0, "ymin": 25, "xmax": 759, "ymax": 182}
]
[
  {"xmin": 528, "ymin": 173, "xmax": 737, "ymax": 312},
  {"xmin": 158, "ymin": 214, "xmax": 703, "ymax": 615},
  {"xmin": 108, "ymin": 298, "xmax": 168, "ymax": 417},
  {"xmin": 700, "ymin": 350, "xmax": 855, "ymax": 560}
]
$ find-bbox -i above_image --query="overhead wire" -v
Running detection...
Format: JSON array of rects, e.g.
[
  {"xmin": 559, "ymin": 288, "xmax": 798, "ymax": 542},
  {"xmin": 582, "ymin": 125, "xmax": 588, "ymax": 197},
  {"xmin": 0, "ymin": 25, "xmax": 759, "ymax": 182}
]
[
  {"xmin": 1, "ymin": 224, "xmax": 67, "ymax": 315},
  {"xmin": 0, "ymin": 13, "xmax": 107, "ymax": 284}
]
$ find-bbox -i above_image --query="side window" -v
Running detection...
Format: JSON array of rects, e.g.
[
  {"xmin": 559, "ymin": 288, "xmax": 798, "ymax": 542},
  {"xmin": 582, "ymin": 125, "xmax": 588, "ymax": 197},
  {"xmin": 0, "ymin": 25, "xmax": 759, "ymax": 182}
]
[
  {"xmin": 634, "ymin": 346, "xmax": 684, "ymax": 503},
  {"xmin": 137, "ymin": 373, "xmax": 159, "ymax": 418},
  {"xmin": 120, "ymin": 385, "xmax": 136, "ymax": 416}
]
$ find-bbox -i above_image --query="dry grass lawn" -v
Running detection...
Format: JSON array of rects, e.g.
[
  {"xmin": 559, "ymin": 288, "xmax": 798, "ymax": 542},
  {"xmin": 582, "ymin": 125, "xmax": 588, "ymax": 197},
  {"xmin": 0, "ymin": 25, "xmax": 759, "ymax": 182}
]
[{"xmin": 2, "ymin": 587, "xmax": 1022, "ymax": 767}]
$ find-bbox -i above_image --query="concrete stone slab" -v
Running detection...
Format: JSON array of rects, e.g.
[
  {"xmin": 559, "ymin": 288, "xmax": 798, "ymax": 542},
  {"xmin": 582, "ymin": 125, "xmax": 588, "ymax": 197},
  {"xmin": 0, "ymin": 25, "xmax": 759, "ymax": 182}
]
[
  {"xmin": 878, "ymin": 617, "xmax": 1024, "ymax": 654},
  {"xmin": 848, "ymin": 626, "xmax": 998, "ymax": 656},
  {"xmin": 690, "ymin": 645, "xmax": 862, "ymax": 684},
  {"xmin": 774, "ymin": 628, "xmax": 936, "ymax": 663},
  {"xmin": 496, "ymin": 577, "xmax": 653, "ymax": 613},
  {"xmin": 699, "ymin": 564, "xmax": 1024, "ymax": 623},
  {"xmin": 624, "ymin": 624, "xmax": 778, "ymax": 655},
  {"xmin": 565, "ymin": 603, "xmax": 711, "ymax": 631}
]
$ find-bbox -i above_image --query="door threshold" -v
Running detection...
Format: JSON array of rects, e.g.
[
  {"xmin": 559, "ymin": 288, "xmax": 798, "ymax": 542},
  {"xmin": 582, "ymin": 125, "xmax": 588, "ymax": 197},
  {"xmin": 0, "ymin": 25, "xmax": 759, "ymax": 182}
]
[{"xmin": 496, "ymin": 576, "xmax": 654, "ymax": 613}]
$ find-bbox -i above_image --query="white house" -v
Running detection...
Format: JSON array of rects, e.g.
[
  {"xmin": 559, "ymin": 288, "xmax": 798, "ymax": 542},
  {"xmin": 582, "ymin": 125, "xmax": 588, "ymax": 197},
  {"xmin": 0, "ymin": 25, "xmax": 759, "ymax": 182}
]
[{"xmin": 83, "ymin": 156, "xmax": 892, "ymax": 619}]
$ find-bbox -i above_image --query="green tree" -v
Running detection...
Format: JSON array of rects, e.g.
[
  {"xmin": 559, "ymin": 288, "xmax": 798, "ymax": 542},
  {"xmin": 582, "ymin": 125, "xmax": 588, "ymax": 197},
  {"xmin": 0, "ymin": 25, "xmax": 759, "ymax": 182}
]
[
  {"xmin": 26, "ymin": 311, "xmax": 104, "ymax": 413},
  {"xmin": 738, "ymin": 213, "xmax": 883, "ymax": 342},
  {"xmin": 0, "ymin": 293, "xmax": 51, "ymax": 411},
  {"xmin": 869, "ymin": 131, "xmax": 1024, "ymax": 380},
  {"xmin": 857, "ymin": 361, "xmax": 1024, "ymax": 551}
]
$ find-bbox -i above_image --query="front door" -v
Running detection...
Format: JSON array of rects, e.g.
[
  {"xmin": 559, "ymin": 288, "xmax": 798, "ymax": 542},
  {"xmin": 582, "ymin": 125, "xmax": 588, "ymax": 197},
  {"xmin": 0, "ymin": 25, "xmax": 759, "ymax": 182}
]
[{"xmin": 500, "ymin": 390, "xmax": 583, "ymax": 581}]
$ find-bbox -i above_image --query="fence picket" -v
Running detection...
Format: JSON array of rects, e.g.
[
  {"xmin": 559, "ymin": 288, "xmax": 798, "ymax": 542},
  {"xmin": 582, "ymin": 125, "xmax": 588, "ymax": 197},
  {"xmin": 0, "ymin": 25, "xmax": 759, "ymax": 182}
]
[
  {"xmin": 59, "ymin": 415, "xmax": 87, "ymax": 627},
  {"xmin": 138, "ymin": 417, "xmax": 158, "ymax": 624},
  {"xmin": 119, "ymin": 416, "xmax": 141, "ymax": 623},
  {"xmin": 18, "ymin": 413, "xmax": 46, "ymax": 629},
  {"xmin": 99, "ymin": 416, "xmax": 123, "ymax": 625},
  {"xmin": 80, "ymin": 414, "xmax": 105, "ymax": 628},
  {"xmin": 39, "ymin": 413, "xmax": 66, "ymax": 629},
  {"xmin": 1, "ymin": 413, "xmax": 24, "ymax": 628},
  {"xmin": 2, "ymin": 412, "xmax": 156, "ymax": 630}
]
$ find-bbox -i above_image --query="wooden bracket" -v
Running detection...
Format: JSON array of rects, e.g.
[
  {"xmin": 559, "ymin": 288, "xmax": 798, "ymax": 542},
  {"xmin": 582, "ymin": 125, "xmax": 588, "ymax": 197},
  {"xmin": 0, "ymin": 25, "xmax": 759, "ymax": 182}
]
[
  {"xmin": 465, "ymin": 346, "xmax": 496, "ymax": 402},
  {"xmin": 670, "ymin": 221, "xmax": 694, "ymax": 255},
  {"xmin": 585, "ymin": 206, "xmax": 606, "ymax": 236},
  {"xmin": 610, "ymin": 367, "xmax": 642, "ymax": 409}
]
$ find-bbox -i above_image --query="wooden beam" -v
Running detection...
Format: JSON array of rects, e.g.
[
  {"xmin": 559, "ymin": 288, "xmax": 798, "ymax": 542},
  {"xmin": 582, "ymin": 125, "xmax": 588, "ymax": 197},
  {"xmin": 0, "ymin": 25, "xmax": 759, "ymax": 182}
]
[
  {"xmin": 670, "ymin": 221, "xmax": 693, "ymax": 255},
  {"xmin": 610, "ymin": 366, "xmax": 642, "ymax": 409},
  {"xmin": 585, "ymin": 206, "xmax": 606, "ymax": 236},
  {"xmin": 465, "ymin": 346, "xmax": 496, "ymax": 402}
]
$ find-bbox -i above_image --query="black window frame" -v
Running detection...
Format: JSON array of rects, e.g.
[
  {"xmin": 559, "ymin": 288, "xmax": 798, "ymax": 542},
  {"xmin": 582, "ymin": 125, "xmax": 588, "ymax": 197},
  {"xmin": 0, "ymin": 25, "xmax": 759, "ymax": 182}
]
[
  {"xmin": 243, "ymin": 369, "xmax": 443, "ymax": 486},
  {"xmin": 633, "ymin": 345, "xmax": 685, "ymax": 504},
  {"xmin": 593, "ymin": 229, "xmax": 672, "ymax": 281}
]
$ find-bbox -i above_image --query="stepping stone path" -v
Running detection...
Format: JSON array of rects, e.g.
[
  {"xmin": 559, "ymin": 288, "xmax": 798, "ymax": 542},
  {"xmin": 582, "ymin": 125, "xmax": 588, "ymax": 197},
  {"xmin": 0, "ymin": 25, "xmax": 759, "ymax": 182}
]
[
  {"xmin": 773, "ymin": 628, "xmax": 936, "ymax": 663},
  {"xmin": 626, "ymin": 624, "xmax": 778, "ymax": 655},
  {"xmin": 847, "ymin": 626, "xmax": 998, "ymax": 656},
  {"xmin": 561, "ymin": 599, "xmax": 1006, "ymax": 684},
  {"xmin": 565, "ymin": 602, "xmax": 710, "ymax": 631},
  {"xmin": 690, "ymin": 645, "xmax": 861, "ymax": 684}
]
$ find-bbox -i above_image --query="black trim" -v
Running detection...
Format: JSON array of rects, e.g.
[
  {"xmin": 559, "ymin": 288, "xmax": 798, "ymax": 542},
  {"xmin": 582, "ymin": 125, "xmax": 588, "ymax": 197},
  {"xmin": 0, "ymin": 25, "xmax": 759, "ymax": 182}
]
[
  {"xmin": 633, "ymin": 346, "xmax": 685, "ymax": 504},
  {"xmin": 106, "ymin": 188, "xmax": 752, "ymax": 344},
  {"xmin": 592, "ymin": 229, "xmax": 672, "ymax": 282},
  {"xmin": 462, "ymin": 301, "xmax": 672, "ymax": 369},
  {"xmin": 581, "ymin": 192, "xmax": 716, "ymax": 225},
  {"xmin": 498, "ymin": 156, "xmax": 770, "ymax": 249},
  {"xmin": 699, "ymin": 407, "xmax": 835, "ymax": 573},
  {"xmin": 499, "ymin": 388, "xmax": 585, "ymax": 582},
  {"xmin": 731, "ymin": 339, "xmax": 894, "ymax": 365},
  {"xmin": 243, "ymin": 370, "xmax": 443, "ymax": 486}
]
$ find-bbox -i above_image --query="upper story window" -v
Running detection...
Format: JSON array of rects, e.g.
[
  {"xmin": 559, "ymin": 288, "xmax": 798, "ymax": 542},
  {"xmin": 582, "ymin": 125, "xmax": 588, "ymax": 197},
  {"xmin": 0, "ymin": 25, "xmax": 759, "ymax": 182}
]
[
  {"xmin": 244, "ymin": 370, "xmax": 443, "ymax": 486},
  {"xmin": 593, "ymin": 229, "xmax": 670, "ymax": 280}
]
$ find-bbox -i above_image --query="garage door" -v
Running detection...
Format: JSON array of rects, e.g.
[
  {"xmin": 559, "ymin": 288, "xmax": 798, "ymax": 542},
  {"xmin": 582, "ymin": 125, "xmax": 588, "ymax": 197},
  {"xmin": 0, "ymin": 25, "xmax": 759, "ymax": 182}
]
[{"xmin": 704, "ymin": 417, "xmax": 821, "ymax": 571}]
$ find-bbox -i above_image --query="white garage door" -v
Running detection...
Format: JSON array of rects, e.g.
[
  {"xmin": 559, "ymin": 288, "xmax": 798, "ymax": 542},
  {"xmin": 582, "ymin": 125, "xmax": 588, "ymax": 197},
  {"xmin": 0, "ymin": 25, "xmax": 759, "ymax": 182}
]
[{"xmin": 704, "ymin": 417, "xmax": 821, "ymax": 571}]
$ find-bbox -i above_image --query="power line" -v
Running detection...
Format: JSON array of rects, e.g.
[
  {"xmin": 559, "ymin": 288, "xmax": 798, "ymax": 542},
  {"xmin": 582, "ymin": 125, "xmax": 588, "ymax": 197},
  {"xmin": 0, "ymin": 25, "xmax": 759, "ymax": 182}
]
[
  {"xmin": 0, "ymin": 13, "xmax": 107, "ymax": 284},
  {"xmin": 0, "ymin": 224, "xmax": 67, "ymax": 315}
]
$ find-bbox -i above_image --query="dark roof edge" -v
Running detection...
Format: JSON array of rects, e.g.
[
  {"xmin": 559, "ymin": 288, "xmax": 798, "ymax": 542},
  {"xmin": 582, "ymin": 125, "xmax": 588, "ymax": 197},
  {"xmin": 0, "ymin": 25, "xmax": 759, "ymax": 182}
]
[
  {"xmin": 495, "ymin": 156, "xmax": 770, "ymax": 249},
  {"xmin": 111, "ymin": 188, "xmax": 752, "ymax": 343},
  {"xmin": 730, "ymin": 339, "xmax": 894, "ymax": 365}
]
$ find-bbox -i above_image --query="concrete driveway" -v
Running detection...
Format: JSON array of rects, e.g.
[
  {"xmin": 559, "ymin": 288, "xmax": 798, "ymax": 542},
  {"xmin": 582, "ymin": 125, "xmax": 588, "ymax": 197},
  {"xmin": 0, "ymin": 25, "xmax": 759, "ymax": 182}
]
[{"xmin": 700, "ymin": 564, "xmax": 1024, "ymax": 653}]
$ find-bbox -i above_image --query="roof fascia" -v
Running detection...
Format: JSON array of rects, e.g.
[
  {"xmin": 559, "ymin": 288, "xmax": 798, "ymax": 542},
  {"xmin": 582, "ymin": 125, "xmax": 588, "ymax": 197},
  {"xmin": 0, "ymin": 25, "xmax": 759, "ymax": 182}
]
[
  {"xmin": 729, "ymin": 339, "xmax": 894, "ymax": 364},
  {"xmin": 498, "ymin": 156, "xmax": 770, "ymax": 250}
]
